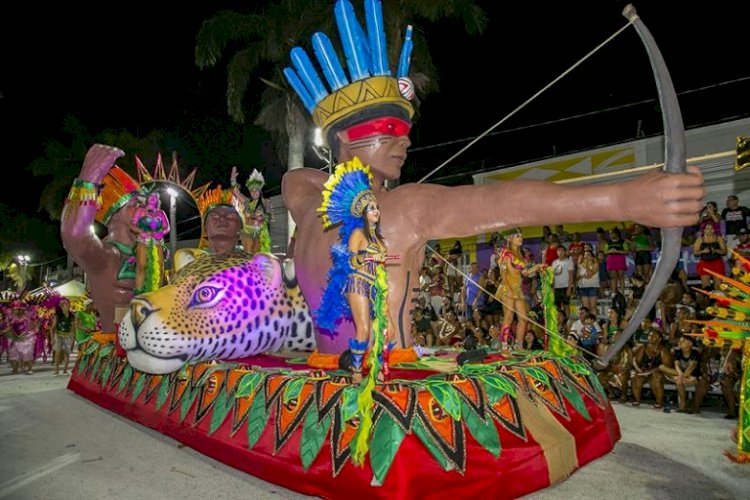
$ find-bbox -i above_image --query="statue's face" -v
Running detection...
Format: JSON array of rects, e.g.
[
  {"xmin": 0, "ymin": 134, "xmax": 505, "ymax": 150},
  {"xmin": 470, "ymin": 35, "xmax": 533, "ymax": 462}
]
[
  {"xmin": 110, "ymin": 197, "xmax": 140, "ymax": 237},
  {"xmin": 339, "ymin": 117, "xmax": 411, "ymax": 181},
  {"xmin": 206, "ymin": 207, "xmax": 241, "ymax": 240}
]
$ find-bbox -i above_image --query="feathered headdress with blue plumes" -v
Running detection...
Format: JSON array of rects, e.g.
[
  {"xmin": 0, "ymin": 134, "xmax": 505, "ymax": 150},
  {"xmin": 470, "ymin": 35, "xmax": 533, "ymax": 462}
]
[
  {"xmin": 284, "ymin": 0, "xmax": 415, "ymax": 143},
  {"xmin": 316, "ymin": 158, "xmax": 377, "ymax": 333}
]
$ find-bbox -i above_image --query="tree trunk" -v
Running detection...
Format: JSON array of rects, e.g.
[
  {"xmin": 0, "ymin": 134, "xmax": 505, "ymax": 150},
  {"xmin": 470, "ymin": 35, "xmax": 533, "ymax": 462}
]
[{"xmin": 285, "ymin": 98, "xmax": 307, "ymax": 248}]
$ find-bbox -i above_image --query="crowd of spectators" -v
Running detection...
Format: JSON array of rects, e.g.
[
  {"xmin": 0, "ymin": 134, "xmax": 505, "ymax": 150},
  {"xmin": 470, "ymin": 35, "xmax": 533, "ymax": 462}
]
[{"xmin": 410, "ymin": 194, "xmax": 750, "ymax": 419}]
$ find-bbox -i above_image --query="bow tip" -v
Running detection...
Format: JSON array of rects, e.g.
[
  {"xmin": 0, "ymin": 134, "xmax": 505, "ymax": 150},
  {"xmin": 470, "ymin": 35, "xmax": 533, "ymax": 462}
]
[{"xmin": 622, "ymin": 4, "xmax": 639, "ymax": 21}]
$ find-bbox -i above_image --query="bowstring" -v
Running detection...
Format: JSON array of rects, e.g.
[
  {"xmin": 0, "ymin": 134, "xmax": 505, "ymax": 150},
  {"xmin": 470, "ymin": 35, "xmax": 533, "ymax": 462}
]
[{"xmin": 417, "ymin": 20, "xmax": 635, "ymax": 184}]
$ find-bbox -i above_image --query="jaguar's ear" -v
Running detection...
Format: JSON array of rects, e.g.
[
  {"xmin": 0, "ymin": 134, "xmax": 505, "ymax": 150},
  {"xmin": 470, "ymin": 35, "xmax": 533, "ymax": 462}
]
[
  {"xmin": 250, "ymin": 253, "xmax": 282, "ymax": 289},
  {"xmin": 173, "ymin": 248, "xmax": 205, "ymax": 274}
]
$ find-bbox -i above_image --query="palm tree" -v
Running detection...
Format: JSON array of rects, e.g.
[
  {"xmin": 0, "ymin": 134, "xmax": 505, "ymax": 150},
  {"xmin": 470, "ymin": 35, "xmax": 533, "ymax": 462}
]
[{"xmin": 195, "ymin": 0, "xmax": 488, "ymax": 174}]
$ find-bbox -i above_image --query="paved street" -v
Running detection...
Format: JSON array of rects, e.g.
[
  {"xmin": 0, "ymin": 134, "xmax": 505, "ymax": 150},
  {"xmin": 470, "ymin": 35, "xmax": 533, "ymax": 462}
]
[{"xmin": 1, "ymin": 356, "xmax": 748, "ymax": 500}]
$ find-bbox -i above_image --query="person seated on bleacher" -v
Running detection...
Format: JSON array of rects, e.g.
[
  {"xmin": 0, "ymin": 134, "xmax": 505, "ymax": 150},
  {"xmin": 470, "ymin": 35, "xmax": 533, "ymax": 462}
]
[
  {"xmin": 659, "ymin": 336, "xmax": 709, "ymax": 413},
  {"xmin": 411, "ymin": 307, "xmax": 434, "ymax": 347},
  {"xmin": 719, "ymin": 342, "xmax": 742, "ymax": 420},
  {"xmin": 631, "ymin": 329, "xmax": 670, "ymax": 409},
  {"xmin": 632, "ymin": 314, "xmax": 660, "ymax": 346},
  {"xmin": 667, "ymin": 306, "xmax": 695, "ymax": 348},
  {"xmin": 597, "ymin": 307, "xmax": 632, "ymax": 403}
]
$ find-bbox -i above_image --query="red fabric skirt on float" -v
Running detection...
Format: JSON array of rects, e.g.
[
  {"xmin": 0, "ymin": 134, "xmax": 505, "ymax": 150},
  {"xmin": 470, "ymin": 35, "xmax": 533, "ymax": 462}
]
[{"xmin": 68, "ymin": 344, "xmax": 620, "ymax": 500}]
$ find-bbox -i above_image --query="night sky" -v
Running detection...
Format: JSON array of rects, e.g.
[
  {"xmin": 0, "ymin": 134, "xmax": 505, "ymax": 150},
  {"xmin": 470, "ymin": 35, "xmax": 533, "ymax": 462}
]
[{"xmin": 3, "ymin": 2, "xmax": 749, "ymax": 216}]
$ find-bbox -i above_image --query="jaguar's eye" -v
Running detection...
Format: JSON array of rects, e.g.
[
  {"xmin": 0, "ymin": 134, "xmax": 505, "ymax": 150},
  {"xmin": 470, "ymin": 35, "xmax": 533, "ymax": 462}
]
[{"xmin": 189, "ymin": 285, "xmax": 224, "ymax": 308}]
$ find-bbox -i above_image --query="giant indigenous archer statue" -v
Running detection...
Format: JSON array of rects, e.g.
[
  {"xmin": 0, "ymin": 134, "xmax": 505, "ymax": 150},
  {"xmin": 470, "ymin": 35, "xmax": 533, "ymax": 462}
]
[{"xmin": 282, "ymin": 0, "xmax": 705, "ymax": 356}]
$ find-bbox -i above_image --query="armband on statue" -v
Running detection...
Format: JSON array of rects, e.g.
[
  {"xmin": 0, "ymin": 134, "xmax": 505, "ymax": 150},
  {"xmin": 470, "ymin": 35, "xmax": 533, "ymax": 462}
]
[{"xmin": 65, "ymin": 179, "xmax": 102, "ymax": 208}]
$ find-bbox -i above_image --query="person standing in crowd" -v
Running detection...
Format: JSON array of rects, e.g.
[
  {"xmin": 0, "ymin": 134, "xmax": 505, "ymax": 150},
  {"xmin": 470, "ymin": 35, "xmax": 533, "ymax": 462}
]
[
  {"xmin": 552, "ymin": 246, "xmax": 575, "ymax": 316},
  {"xmin": 460, "ymin": 262, "xmax": 482, "ymax": 321},
  {"xmin": 605, "ymin": 227, "xmax": 629, "ymax": 295},
  {"xmin": 631, "ymin": 224, "xmax": 655, "ymax": 283},
  {"xmin": 576, "ymin": 245, "xmax": 600, "ymax": 315},
  {"xmin": 721, "ymin": 195, "xmax": 750, "ymax": 251},
  {"xmin": 699, "ymin": 201, "xmax": 722, "ymax": 235},
  {"xmin": 692, "ymin": 223, "xmax": 727, "ymax": 290}
]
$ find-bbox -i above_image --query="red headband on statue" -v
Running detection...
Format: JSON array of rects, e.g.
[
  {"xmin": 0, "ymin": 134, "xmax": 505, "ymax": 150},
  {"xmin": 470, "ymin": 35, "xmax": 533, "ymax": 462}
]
[{"xmin": 346, "ymin": 117, "xmax": 411, "ymax": 141}]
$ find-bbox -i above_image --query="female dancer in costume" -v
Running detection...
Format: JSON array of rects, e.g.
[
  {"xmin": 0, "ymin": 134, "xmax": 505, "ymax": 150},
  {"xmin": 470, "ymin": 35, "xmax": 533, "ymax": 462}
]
[
  {"xmin": 130, "ymin": 192, "xmax": 169, "ymax": 294},
  {"xmin": 51, "ymin": 298, "xmax": 75, "ymax": 375},
  {"xmin": 231, "ymin": 167, "xmax": 273, "ymax": 255},
  {"xmin": 495, "ymin": 228, "xmax": 544, "ymax": 351},
  {"xmin": 7, "ymin": 300, "xmax": 38, "ymax": 374},
  {"xmin": 317, "ymin": 160, "xmax": 398, "ymax": 383}
]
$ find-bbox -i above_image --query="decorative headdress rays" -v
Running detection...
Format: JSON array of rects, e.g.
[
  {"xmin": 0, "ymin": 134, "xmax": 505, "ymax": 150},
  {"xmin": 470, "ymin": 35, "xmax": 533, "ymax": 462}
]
[{"xmin": 284, "ymin": 0, "xmax": 415, "ymax": 140}]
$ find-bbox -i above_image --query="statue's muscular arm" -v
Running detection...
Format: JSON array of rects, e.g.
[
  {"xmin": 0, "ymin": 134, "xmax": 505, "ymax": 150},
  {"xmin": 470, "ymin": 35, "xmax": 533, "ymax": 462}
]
[
  {"xmin": 397, "ymin": 167, "xmax": 705, "ymax": 241},
  {"xmin": 61, "ymin": 145, "xmax": 125, "ymax": 273}
]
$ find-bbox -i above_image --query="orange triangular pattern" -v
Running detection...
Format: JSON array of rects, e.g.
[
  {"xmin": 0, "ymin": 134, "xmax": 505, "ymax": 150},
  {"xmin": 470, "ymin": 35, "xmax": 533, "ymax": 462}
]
[
  {"xmin": 195, "ymin": 371, "xmax": 227, "ymax": 422},
  {"xmin": 277, "ymin": 383, "xmax": 315, "ymax": 438},
  {"xmin": 416, "ymin": 389, "xmax": 456, "ymax": 448}
]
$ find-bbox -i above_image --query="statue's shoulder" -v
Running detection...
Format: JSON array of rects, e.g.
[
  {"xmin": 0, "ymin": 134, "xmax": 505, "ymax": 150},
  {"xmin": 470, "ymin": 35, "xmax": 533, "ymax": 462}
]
[
  {"xmin": 173, "ymin": 248, "xmax": 209, "ymax": 273},
  {"xmin": 282, "ymin": 168, "xmax": 327, "ymax": 211}
]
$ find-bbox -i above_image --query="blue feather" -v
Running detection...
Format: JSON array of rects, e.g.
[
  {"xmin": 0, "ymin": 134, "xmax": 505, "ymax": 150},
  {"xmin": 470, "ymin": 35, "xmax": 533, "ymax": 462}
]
[
  {"xmin": 290, "ymin": 47, "xmax": 328, "ymax": 104},
  {"xmin": 397, "ymin": 25, "xmax": 413, "ymax": 78},
  {"xmin": 365, "ymin": 0, "xmax": 389, "ymax": 75},
  {"xmin": 313, "ymin": 32, "xmax": 349, "ymax": 91},
  {"xmin": 334, "ymin": 0, "xmax": 370, "ymax": 81},
  {"xmin": 316, "ymin": 243, "xmax": 354, "ymax": 334},
  {"xmin": 283, "ymin": 67, "xmax": 316, "ymax": 113}
]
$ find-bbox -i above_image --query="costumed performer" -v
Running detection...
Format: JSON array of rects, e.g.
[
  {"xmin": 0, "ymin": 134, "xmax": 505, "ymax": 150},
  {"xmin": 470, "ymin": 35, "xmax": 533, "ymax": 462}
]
[
  {"xmin": 74, "ymin": 300, "xmax": 99, "ymax": 346},
  {"xmin": 495, "ymin": 227, "xmax": 544, "ymax": 351},
  {"xmin": 130, "ymin": 191, "xmax": 170, "ymax": 294},
  {"xmin": 317, "ymin": 160, "xmax": 398, "ymax": 384},
  {"xmin": 281, "ymin": 0, "xmax": 705, "ymax": 359},
  {"xmin": 51, "ymin": 297, "xmax": 75, "ymax": 375},
  {"xmin": 61, "ymin": 145, "xmax": 141, "ymax": 338},
  {"xmin": 230, "ymin": 166, "xmax": 273, "ymax": 255},
  {"xmin": 0, "ymin": 305, "xmax": 9, "ymax": 363},
  {"xmin": 7, "ymin": 300, "xmax": 39, "ymax": 374}
]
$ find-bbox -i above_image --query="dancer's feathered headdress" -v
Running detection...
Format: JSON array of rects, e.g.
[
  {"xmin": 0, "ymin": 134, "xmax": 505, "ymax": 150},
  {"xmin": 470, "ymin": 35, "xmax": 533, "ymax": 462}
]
[
  {"xmin": 245, "ymin": 169, "xmax": 266, "ymax": 191},
  {"xmin": 96, "ymin": 166, "xmax": 142, "ymax": 224},
  {"xmin": 284, "ymin": 0, "xmax": 415, "ymax": 144},
  {"xmin": 318, "ymin": 158, "xmax": 376, "ymax": 232}
]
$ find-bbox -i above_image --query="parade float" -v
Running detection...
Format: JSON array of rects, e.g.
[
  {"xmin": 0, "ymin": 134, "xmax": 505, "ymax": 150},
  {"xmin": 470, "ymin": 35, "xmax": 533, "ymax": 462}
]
[{"xmin": 62, "ymin": 1, "xmax": 726, "ymax": 498}]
